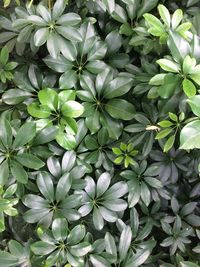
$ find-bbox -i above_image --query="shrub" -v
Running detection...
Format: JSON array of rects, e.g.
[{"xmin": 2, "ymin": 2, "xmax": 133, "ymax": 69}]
[{"xmin": 0, "ymin": 0, "xmax": 200, "ymax": 266}]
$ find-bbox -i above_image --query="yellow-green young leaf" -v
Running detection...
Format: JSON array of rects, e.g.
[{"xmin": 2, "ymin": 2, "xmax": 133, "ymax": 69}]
[
  {"xmin": 130, "ymin": 150, "xmax": 138, "ymax": 156},
  {"xmin": 158, "ymin": 5, "xmax": 171, "ymax": 27},
  {"xmin": 143, "ymin": 14, "xmax": 165, "ymax": 31},
  {"xmin": 164, "ymin": 135, "xmax": 175, "ymax": 152},
  {"xmin": 179, "ymin": 112, "xmax": 185, "ymax": 122},
  {"xmin": 127, "ymin": 143, "xmax": 133, "ymax": 152},
  {"xmin": 182, "ymin": 79, "xmax": 196, "ymax": 98},
  {"xmin": 157, "ymin": 59, "xmax": 180, "ymax": 73},
  {"xmin": 155, "ymin": 128, "xmax": 172, "ymax": 139},
  {"xmin": 176, "ymin": 22, "xmax": 192, "ymax": 34},
  {"xmin": 158, "ymin": 120, "xmax": 174, "ymax": 127},
  {"xmin": 124, "ymin": 157, "xmax": 131, "ymax": 168},
  {"xmin": 168, "ymin": 112, "xmax": 178, "ymax": 122},
  {"xmin": 112, "ymin": 147, "xmax": 122, "ymax": 155},
  {"xmin": 120, "ymin": 143, "xmax": 127, "ymax": 151},
  {"xmin": 172, "ymin": 9, "xmax": 183, "ymax": 30},
  {"xmin": 114, "ymin": 156, "xmax": 124, "ymax": 164},
  {"xmin": 3, "ymin": 0, "xmax": 11, "ymax": 7},
  {"xmin": 148, "ymin": 27, "xmax": 165, "ymax": 37}
]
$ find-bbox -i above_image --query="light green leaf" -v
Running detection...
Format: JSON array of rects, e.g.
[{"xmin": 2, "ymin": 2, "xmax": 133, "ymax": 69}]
[
  {"xmin": 157, "ymin": 59, "xmax": 180, "ymax": 73},
  {"xmin": 182, "ymin": 79, "xmax": 196, "ymax": 98},
  {"xmin": 180, "ymin": 120, "xmax": 200, "ymax": 149},
  {"xmin": 172, "ymin": 9, "xmax": 183, "ymax": 30},
  {"xmin": 38, "ymin": 88, "xmax": 58, "ymax": 110},
  {"xmin": 158, "ymin": 5, "xmax": 171, "ymax": 27},
  {"xmin": 164, "ymin": 135, "xmax": 175, "ymax": 152},
  {"xmin": 187, "ymin": 95, "xmax": 200, "ymax": 117},
  {"xmin": 61, "ymin": 101, "xmax": 84, "ymax": 118}
]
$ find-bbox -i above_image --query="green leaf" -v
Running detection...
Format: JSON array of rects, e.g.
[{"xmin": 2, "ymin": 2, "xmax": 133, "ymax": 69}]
[
  {"xmin": 158, "ymin": 5, "xmax": 170, "ymax": 27},
  {"xmin": 13, "ymin": 122, "xmax": 36, "ymax": 149},
  {"xmin": 159, "ymin": 73, "xmax": 180, "ymax": 99},
  {"xmin": 105, "ymin": 99, "xmax": 135, "ymax": 120},
  {"xmin": 183, "ymin": 55, "xmax": 196, "ymax": 75},
  {"xmin": 104, "ymin": 77, "xmax": 133, "ymax": 99},
  {"xmin": 144, "ymin": 177, "xmax": 162, "ymax": 188},
  {"xmin": 56, "ymin": 130, "xmax": 76, "ymax": 150},
  {"xmin": 112, "ymin": 147, "xmax": 122, "ymax": 155},
  {"xmin": 103, "ymin": 0, "xmax": 115, "ymax": 13},
  {"xmin": 158, "ymin": 120, "xmax": 174, "ymax": 127},
  {"xmin": 37, "ymin": 172, "xmax": 54, "ymax": 202},
  {"xmin": 167, "ymin": 32, "xmax": 191, "ymax": 63},
  {"xmin": 111, "ymin": 4, "xmax": 127, "ymax": 23},
  {"xmin": 2, "ymin": 89, "xmax": 32, "ymax": 105},
  {"xmin": 23, "ymin": 194, "xmax": 49, "ymax": 209},
  {"xmin": 67, "ymin": 225, "xmax": 86, "ymax": 245},
  {"xmin": 52, "ymin": 0, "xmax": 65, "ymax": 20},
  {"xmin": 61, "ymin": 101, "xmax": 84, "ymax": 118},
  {"xmin": 149, "ymin": 73, "xmax": 166, "ymax": 85},
  {"xmin": 96, "ymin": 172, "xmax": 111, "ymax": 197},
  {"xmin": 44, "ymin": 55, "xmax": 73, "ymax": 73},
  {"xmin": 143, "ymin": 13, "xmax": 165, "ymax": 32},
  {"xmin": 0, "ymin": 251, "xmax": 19, "ymax": 267},
  {"xmin": 119, "ymin": 225, "xmax": 132, "ymax": 261},
  {"xmin": 47, "ymin": 32, "xmax": 60, "ymax": 59},
  {"xmin": 87, "ymin": 41, "xmax": 107, "ymax": 61},
  {"xmin": 34, "ymin": 27, "xmax": 49, "ymax": 47},
  {"xmin": 52, "ymin": 218, "xmax": 68, "ymax": 241},
  {"xmin": 164, "ymin": 135, "xmax": 175, "ymax": 152},
  {"xmin": 182, "ymin": 79, "xmax": 196, "ymax": 97},
  {"xmin": 32, "ymin": 126, "xmax": 58, "ymax": 145},
  {"xmin": 105, "ymin": 232, "xmax": 117, "ymax": 258},
  {"xmin": 169, "ymin": 112, "xmax": 178, "ymax": 122},
  {"xmin": 0, "ymin": 161, "xmax": 9, "ymax": 186},
  {"xmin": 56, "ymin": 26, "xmax": 82, "ymax": 42},
  {"xmin": 114, "ymin": 156, "xmax": 124, "ymax": 164},
  {"xmin": 59, "ymin": 38, "xmax": 77, "ymax": 61},
  {"xmin": 126, "ymin": 249, "xmax": 151, "ymax": 267},
  {"xmin": 10, "ymin": 160, "xmax": 28, "ymax": 184},
  {"xmin": 31, "ymin": 241, "xmax": 56, "ymax": 255},
  {"xmin": 172, "ymin": 9, "xmax": 183, "ymax": 30},
  {"xmin": 38, "ymin": 88, "xmax": 58, "ymax": 110},
  {"xmin": 56, "ymin": 173, "xmax": 72, "ymax": 202},
  {"xmin": 57, "ymin": 13, "xmax": 81, "ymax": 26},
  {"xmin": 28, "ymin": 103, "xmax": 51, "ymax": 118},
  {"xmin": 157, "ymin": 59, "xmax": 180, "ymax": 73},
  {"xmin": 93, "ymin": 207, "xmax": 104, "ymax": 230},
  {"xmin": 180, "ymin": 262, "xmax": 199, "ymax": 267},
  {"xmin": 140, "ymin": 182, "xmax": 150, "ymax": 206},
  {"xmin": 15, "ymin": 153, "xmax": 44, "ymax": 170},
  {"xmin": 137, "ymin": 0, "xmax": 159, "ymax": 18},
  {"xmin": 0, "ymin": 46, "xmax": 9, "ymax": 65},
  {"xmin": 69, "ymin": 242, "xmax": 92, "ymax": 257},
  {"xmin": 8, "ymin": 240, "xmax": 25, "ymax": 258},
  {"xmin": 28, "ymin": 15, "xmax": 47, "ymax": 26},
  {"xmin": 155, "ymin": 128, "xmax": 172, "ymax": 139},
  {"xmin": 0, "ymin": 117, "xmax": 12, "ymax": 148},
  {"xmin": 59, "ymin": 70, "xmax": 78, "ymax": 89},
  {"xmin": 187, "ymin": 95, "xmax": 200, "ymax": 117},
  {"xmin": 180, "ymin": 120, "xmax": 200, "ymax": 149}
]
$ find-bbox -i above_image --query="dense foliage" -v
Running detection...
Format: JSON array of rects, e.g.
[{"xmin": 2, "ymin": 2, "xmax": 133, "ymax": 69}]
[{"xmin": 1, "ymin": 0, "xmax": 200, "ymax": 266}]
